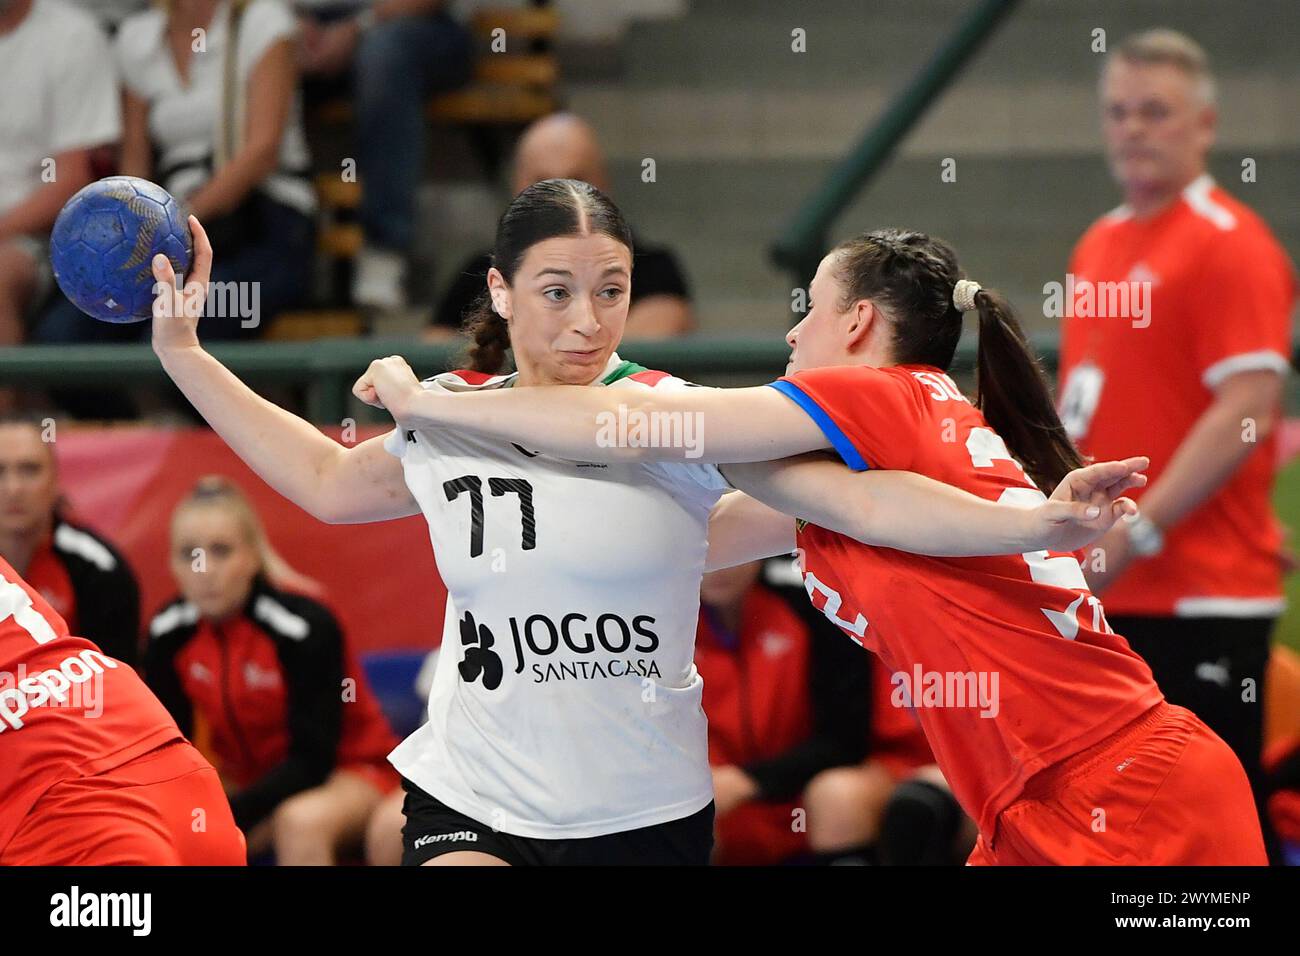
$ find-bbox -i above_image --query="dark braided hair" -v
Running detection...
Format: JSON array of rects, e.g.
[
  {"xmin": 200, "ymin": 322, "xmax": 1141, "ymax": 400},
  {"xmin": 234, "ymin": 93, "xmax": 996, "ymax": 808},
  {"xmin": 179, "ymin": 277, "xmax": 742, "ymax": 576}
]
[
  {"xmin": 461, "ymin": 178, "xmax": 634, "ymax": 373},
  {"xmin": 830, "ymin": 229, "xmax": 1083, "ymax": 491}
]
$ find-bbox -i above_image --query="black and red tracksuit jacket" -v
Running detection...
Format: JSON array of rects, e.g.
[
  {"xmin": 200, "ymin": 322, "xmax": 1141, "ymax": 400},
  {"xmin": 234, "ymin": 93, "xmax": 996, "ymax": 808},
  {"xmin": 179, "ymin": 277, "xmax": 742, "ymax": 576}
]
[
  {"xmin": 18, "ymin": 511, "xmax": 141, "ymax": 667},
  {"xmin": 696, "ymin": 563, "xmax": 872, "ymax": 865},
  {"xmin": 142, "ymin": 574, "xmax": 397, "ymax": 830}
]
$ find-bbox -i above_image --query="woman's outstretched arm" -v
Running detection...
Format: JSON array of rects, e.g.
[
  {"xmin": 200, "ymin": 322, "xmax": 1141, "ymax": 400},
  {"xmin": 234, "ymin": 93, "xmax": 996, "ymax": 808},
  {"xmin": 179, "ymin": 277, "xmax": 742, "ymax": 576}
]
[
  {"xmin": 355, "ymin": 355, "xmax": 829, "ymax": 464},
  {"xmin": 151, "ymin": 217, "xmax": 418, "ymax": 524},
  {"xmin": 719, "ymin": 455, "xmax": 1147, "ymax": 557}
]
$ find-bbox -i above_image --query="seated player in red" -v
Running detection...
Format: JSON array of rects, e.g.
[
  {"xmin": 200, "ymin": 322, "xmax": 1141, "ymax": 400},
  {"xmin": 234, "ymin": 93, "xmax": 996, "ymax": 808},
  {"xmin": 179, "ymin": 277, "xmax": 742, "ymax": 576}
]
[
  {"xmin": 0, "ymin": 554, "xmax": 244, "ymax": 865},
  {"xmin": 694, "ymin": 558, "xmax": 871, "ymax": 865},
  {"xmin": 144, "ymin": 476, "xmax": 399, "ymax": 865},
  {"xmin": 804, "ymin": 661, "xmax": 977, "ymax": 866}
]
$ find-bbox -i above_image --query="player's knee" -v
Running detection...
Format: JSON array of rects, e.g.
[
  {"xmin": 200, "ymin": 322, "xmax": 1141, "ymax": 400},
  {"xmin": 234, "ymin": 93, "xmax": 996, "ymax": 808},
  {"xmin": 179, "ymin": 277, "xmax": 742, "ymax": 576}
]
[
  {"xmin": 364, "ymin": 791, "xmax": 406, "ymax": 867},
  {"xmin": 271, "ymin": 790, "xmax": 335, "ymax": 845},
  {"xmin": 804, "ymin": 764, "xmax": 893, "ymax": 849}
]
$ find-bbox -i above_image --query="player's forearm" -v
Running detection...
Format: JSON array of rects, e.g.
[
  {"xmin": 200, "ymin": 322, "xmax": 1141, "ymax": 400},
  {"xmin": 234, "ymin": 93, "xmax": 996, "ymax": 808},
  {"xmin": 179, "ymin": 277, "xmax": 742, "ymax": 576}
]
[
  {"xmin": 399, "ymin": 381, "xmax": 825, "ymax": 464},
  {"xmin": 704, "ymin": 492, "xmax": 795, "ymax": 571},
  {"xmin": 156, "ymin": 346, "xmax": 346, "ymax": 520},
  {"xmin": 1137, "ymin": 398, "xmax": 1266, "ymax": 532},
  {"xmin": 725, "ymin": 458, "xmax": 1039, "ymax": 557},
  {"xmin": 403, "ymin": 383, "xmax": 657, "ymax": 461},
  {"xmin": 831, "ymin": 471, "xmax": 1037, "ymax": 557}
]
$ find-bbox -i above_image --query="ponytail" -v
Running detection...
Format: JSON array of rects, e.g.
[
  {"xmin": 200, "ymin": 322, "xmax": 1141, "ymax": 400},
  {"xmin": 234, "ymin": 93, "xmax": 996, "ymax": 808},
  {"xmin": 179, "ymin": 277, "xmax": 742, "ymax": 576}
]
[
  {"xmin": 971, "ymin": 288, "xmax": 1083, "ymax": 492},
  {"xmin": 461, "ymin": 292, "xmax": 511, "ymax": 374}
]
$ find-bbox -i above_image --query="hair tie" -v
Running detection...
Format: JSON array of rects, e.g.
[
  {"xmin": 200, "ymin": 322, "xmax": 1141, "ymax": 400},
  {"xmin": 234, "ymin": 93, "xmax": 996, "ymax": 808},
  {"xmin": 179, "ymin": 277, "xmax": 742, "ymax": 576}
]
[{"xmin": 953, "ymin": 279, "xmax": 982, "ymax": 313}]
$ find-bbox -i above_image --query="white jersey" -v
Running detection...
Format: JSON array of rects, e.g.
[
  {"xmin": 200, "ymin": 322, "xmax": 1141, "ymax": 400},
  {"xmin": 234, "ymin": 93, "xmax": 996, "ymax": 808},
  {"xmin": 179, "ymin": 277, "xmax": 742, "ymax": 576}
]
[{"xmin": 386, "ymin": 353, "xmax": 727, "ymax": 839}]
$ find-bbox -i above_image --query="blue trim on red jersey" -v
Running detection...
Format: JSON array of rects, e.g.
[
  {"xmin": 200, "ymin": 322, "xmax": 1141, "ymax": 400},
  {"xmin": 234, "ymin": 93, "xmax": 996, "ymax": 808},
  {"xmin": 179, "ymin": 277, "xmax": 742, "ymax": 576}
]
[{"xmin": 766, "ymin": 380, "xmax": 869, "ymax": 472}]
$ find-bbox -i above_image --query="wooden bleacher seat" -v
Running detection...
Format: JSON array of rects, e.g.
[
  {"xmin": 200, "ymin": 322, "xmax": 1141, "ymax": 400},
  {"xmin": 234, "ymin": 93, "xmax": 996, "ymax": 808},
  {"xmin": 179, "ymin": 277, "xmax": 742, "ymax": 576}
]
[{"xmin": 314, "ymin": 5, "xmax": 560, "ymax": 128}]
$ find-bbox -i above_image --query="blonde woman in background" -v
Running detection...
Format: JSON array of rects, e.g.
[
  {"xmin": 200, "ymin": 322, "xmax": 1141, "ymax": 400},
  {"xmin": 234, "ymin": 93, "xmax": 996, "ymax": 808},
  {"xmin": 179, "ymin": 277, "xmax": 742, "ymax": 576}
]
[{"xmin": 143, "ymin": 476, "xmax": 399, "ymax": 865}]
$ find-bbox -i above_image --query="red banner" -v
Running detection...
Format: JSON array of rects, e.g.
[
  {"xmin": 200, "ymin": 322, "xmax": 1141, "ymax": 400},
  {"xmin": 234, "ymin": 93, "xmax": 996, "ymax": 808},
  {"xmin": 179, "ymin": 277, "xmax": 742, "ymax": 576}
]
[{"xmin": 55, "ymin": 426, "xmax": 446, "ymax": 655}]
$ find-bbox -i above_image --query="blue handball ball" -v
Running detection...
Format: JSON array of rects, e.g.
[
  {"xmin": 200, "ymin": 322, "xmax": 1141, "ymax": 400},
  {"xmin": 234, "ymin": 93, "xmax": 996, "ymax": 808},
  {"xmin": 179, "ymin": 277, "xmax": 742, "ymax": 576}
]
[{"xmin": 50, "ymin": 176, "xmax": 193, "ymax": 323}]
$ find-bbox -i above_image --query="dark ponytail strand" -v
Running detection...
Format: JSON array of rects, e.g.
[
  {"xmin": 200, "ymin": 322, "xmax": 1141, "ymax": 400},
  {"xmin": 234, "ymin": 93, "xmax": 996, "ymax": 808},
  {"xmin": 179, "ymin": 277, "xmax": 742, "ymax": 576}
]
[
  {"xmin": 461, "ymin": 292, "xmax": 511, "ymax": 374},
  {"xmin": 971, "ymin": 288, "xmax": 1083, "ymax": 492}
]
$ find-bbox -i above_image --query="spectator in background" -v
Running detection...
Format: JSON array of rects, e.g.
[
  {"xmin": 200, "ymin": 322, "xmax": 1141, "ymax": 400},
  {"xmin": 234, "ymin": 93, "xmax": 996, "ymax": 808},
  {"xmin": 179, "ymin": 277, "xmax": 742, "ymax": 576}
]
[
  {"xmin": 0, "ymin": 0, "xmax": 121, "ymax": 409},
  {"xmin": 694, "ymin": 558, "xmax": 869, "ymax": 866},
  {"xmin": 0, "ymin": 413, "xmax": 142, "ymax": 666},
  {"xmin": 144, "ymin": 476, "xmax": 399, "ymax": 865},
  {"xmin": 1059, "ymin": 29, "xmax": 1297, "ymax": 859},
  {"xmin": 427, "ymin": 112, "xmax": 694, "ymax": 341},
  {"xmin": 295, "ymin": 0, "xmax": 473, "ymax": 310},
  {"xmin": 801, "ymin": 663, "xmax": 975, "ymax": 866},
  {"xmin": 33, "ymin": 0, "xmax": 317, "ymax": 346}
]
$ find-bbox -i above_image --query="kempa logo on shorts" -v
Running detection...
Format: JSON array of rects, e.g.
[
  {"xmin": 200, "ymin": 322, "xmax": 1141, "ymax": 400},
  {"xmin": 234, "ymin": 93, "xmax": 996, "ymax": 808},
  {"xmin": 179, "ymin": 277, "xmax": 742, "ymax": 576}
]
[
  {"xmin": 0, "ymin": 648, "xmax": 115, "ymax": 731},
  {"xmin": 414, "ymin": 831, "xmax": 479, "ymax": 849},
  {"xmin": 49, "ymin": 886, "xmax": 151, "ymax": 937}
]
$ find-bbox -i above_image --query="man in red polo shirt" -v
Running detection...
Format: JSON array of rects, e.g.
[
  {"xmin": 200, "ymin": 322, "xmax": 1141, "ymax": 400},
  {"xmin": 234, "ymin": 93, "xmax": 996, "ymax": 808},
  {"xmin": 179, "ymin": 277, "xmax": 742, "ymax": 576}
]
[{"xmin": 1059, "ymin": 30, "xmax": 1296, "ymax": 851}]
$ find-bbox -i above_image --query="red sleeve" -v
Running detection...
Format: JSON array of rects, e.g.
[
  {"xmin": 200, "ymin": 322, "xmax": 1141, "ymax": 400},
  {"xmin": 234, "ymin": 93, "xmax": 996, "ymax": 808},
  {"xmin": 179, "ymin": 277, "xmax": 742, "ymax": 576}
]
[
  {"xmin": 1190, "ymin": 226, "xmax": 1296, "ymax": 389},
  {"xmin": 769, "ymin": 365, "xmax": 923, "ymax": 471}
]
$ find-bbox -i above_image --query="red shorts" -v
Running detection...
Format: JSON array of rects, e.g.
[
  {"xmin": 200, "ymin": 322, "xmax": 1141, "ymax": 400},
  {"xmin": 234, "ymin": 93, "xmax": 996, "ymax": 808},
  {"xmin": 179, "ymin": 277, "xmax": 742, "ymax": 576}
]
[
  {"xmin": 968, "ymin": 702, "xmax": 1267, "ymax": 866},
  {"xmin": 1, "ymin": 740, "xmax": 246, "ymax": 866}
]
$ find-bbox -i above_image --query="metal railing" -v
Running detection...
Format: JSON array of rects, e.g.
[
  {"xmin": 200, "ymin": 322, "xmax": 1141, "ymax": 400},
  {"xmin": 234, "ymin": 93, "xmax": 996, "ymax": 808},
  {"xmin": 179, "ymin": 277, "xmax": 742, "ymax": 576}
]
[
  {"xmin": 4, "ymin": 338, "xmax": 805, "ymax": 422},
  {"xmin": 769, "ymin": 0, "xmax": 1022, "ymax": 286},
  {"xmin": 5, "ymin": 333, "xmax": 1299, "ymax": 423}
]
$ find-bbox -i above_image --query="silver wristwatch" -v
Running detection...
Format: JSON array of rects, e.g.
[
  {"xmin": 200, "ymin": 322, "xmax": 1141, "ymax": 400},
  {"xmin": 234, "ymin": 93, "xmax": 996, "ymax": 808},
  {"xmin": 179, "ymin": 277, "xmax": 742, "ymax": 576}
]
[{"xmin": 1126, "ymin": 515, "xmax": 1165, "ymax": 557}]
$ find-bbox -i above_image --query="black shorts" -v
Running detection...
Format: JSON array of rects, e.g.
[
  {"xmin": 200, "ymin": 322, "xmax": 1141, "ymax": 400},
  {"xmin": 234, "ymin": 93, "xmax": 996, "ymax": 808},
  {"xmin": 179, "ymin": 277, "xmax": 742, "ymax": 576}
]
[
  {"xmin": 1110, "ymin": 614, "xmax": 1273, "ymax": 780},
  {"xmin": 399, "ymin": 777, "xmax": 715, "ymax": 866},
  {"xmin": 1112, "ymin": 613, "xmax": 1280, "ymax": 860}
]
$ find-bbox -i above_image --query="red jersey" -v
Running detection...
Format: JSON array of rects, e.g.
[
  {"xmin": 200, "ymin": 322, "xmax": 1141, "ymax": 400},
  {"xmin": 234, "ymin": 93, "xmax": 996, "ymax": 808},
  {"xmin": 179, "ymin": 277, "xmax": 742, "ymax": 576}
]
[
  {"xmin": 696, "ymin": 585, "xmax": 814, "ymax": 865},
  {"xmin": 869, "ymin": 658, "xmax": 935, "ymax": 778},
  {"xmin": 696, "ymin": 568, "xmax": 883, "ymax": 864},
  {"xmin": 143, "ymin": 575, "xmax": 397, "ymax": 829},
  {"xmin": 0, "ymin": 555, "xmax": 181, "ymax": 851},
  {"xmin": 770, "ymin": 364, "xmax": 1164, "ymax": 837},
  {"xmin": 1060, "ymin": 175, "xmax": 1297, "ymax": 616}
]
